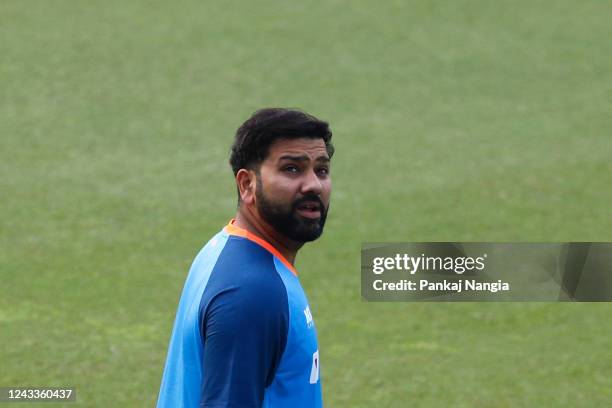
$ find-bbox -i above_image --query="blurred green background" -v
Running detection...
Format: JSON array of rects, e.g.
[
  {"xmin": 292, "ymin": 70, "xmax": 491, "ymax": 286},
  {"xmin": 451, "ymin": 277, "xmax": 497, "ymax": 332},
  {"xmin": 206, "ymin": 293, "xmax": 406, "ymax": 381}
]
[{"xmin": 2, "ymin": 0, "xmax": 611, "ymax": 406}]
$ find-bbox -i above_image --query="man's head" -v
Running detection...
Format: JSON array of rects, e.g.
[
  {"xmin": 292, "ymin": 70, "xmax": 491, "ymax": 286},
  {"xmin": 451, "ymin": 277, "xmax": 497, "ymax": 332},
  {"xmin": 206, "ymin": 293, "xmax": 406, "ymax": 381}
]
[{"xmin": 229, "ymin": 108, "xmax": 334, "ymax": 243}]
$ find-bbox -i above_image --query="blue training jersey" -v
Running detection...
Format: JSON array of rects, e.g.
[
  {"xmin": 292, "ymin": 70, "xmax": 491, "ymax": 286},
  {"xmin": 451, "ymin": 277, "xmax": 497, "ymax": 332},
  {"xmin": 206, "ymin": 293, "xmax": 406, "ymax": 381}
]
[{"xmin": 157, "ymin": 220, "xmax": 322, "ymax": 408}]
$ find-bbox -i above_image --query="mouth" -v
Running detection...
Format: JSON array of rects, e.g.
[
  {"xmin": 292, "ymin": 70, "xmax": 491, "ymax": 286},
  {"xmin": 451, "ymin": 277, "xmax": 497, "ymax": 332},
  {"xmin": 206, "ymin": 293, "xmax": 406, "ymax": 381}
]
[{"xmin": 295, "ymin": 200, "xmax": 322, "ymax": 219}]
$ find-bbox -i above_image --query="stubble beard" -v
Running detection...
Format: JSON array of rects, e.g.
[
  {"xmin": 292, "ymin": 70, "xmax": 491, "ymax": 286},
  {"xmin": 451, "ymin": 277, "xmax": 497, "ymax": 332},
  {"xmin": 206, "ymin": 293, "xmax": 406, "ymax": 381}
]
[{"xmin": 255, "ymin": 177, "xmax": 328, "ymax": 243}]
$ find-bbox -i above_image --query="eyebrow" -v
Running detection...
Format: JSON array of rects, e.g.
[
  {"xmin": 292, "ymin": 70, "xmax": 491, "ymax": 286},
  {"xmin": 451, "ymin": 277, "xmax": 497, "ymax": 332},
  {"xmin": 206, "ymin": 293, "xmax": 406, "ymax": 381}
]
[{"xmin": 278, "ymin": 155, "xmax": 330, "ymax": 163}]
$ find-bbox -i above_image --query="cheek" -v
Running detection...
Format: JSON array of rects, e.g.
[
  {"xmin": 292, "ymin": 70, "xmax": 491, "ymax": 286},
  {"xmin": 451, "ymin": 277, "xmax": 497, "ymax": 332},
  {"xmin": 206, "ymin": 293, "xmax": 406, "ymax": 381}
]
[
  {"xmin": 321, "ymin": 180, "xmax": 332, "ymax": 201},
  {"xmin": 263, "ymin": 177, "xmax": 299, "ymax": 200}
]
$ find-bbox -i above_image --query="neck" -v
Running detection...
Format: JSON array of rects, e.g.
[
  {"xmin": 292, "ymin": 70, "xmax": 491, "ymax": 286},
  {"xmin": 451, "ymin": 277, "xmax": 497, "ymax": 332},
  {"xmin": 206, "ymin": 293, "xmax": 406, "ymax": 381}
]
[{"xmin": 234, "ymin": 208, "xmax": 302, "ymax": 265}]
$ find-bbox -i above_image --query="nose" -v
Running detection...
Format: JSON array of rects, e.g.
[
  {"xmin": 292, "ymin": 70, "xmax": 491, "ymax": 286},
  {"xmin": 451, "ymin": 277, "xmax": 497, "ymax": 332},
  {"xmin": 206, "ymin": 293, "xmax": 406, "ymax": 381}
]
[{"xmin": 300, "ymin": 168, "xmax": 323, "ymax": 196}]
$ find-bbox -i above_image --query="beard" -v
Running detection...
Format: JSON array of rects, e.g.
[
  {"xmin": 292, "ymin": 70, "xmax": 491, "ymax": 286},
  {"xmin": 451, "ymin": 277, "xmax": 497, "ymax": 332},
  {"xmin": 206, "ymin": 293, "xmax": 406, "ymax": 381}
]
[{"xmin": 255, "ymin": 178, "xmax": 328, "ymax": 243}]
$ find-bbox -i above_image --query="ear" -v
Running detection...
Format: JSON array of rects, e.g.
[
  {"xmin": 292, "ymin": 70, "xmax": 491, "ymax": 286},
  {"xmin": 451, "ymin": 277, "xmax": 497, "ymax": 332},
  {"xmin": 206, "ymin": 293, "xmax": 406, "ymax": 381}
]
[{"xmin": 236, "ymin": 169, "xmax": 257, "ymax": 205}]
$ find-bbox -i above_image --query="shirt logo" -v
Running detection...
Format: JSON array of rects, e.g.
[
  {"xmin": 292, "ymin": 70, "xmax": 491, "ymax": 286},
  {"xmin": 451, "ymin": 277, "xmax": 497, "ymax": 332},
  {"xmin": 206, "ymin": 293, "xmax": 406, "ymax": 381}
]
[
  {"xmin": 309, "ymin": 350, "xmax": 319, "ymax": 384},
  {"xmin": 303, "ymin": 305, "xmax": 314, "ymax": 328}
]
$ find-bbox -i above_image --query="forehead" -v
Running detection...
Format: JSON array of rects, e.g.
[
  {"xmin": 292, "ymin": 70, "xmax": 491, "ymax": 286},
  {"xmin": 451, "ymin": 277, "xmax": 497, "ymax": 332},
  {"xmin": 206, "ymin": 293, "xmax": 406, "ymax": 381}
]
[{"xmin": 265, "ymin": 138, "xmax": 329, "ymax": 161}]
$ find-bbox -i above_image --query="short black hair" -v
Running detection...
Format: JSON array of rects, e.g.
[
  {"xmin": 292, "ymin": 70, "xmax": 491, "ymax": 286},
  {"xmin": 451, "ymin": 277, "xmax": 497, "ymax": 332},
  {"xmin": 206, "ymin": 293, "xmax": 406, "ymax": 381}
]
[{"xmin": 229, "ymin": 108, "xmax": 334, "ymax": 176}]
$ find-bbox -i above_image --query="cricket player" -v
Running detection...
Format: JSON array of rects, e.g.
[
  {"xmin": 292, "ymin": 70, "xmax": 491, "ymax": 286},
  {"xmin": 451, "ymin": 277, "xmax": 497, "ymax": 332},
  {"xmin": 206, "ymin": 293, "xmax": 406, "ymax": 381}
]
[{"xmin": 157, "ymin": 108, "xmax": 333, "ymax": 407}]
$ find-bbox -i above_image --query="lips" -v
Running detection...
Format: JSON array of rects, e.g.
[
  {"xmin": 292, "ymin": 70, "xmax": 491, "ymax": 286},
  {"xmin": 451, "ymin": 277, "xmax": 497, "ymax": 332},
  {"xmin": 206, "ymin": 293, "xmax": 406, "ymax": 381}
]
[{"xmin": 296, "ymin": 200, "xmax": 322, "ymax": 219}]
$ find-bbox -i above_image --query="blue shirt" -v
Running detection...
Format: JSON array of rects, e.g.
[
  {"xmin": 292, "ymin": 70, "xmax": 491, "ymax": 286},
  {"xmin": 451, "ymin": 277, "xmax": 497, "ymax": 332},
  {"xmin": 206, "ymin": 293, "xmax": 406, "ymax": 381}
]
[{"xmin": 157, "ymin": 221, "xmax": 322, "ymax": 408}]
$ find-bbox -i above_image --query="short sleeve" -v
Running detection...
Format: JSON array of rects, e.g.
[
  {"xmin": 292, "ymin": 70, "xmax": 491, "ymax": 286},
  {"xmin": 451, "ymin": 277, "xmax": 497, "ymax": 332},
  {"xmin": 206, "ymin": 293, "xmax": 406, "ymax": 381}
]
[{"xmin": 199, "ymin": 282, "xmax": 289, "ymax": 407}]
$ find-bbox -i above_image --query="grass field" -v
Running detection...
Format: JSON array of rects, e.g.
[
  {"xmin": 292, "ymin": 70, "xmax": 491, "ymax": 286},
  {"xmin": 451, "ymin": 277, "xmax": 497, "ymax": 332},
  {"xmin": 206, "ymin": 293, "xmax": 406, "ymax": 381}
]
[{"xmin": 2, "ymin": 1, "xmax": 612, "ymax": 406}]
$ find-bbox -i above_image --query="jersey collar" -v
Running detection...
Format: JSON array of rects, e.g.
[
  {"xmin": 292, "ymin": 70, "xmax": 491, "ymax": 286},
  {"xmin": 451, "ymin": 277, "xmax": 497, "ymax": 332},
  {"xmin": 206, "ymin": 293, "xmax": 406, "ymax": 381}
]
[{"xmin": 224, "ymin": 219, "xmax": 298, "ymax": 276}]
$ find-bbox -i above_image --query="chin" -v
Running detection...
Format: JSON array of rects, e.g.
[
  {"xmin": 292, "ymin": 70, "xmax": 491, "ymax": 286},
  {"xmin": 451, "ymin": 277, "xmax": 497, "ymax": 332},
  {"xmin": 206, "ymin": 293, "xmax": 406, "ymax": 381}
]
[{"xmin": 292, "ymin": 226, "xmax": 324, "ymax": 242}]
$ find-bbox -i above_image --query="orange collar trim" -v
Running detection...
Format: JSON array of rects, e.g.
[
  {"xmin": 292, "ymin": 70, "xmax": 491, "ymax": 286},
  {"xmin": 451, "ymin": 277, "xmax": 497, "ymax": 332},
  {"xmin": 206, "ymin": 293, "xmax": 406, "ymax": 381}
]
[{"xmin": 224, "ymin": 219, "xmax": 298, "ymax": 276}]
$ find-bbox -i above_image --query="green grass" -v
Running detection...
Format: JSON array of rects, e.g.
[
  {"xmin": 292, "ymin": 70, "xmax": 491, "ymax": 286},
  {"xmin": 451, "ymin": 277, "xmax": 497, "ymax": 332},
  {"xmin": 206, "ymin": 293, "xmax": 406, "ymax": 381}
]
[{"xmin": 2, "ymin": 0, "xmax": 611, "ymax": 406}]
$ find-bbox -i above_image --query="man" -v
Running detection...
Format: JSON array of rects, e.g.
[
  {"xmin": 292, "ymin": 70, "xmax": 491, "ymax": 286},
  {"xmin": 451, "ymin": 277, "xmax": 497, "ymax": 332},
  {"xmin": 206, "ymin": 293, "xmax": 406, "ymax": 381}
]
[{"xmin": 157, "ymin": 108, "xmax": 334, "ymax": 407}]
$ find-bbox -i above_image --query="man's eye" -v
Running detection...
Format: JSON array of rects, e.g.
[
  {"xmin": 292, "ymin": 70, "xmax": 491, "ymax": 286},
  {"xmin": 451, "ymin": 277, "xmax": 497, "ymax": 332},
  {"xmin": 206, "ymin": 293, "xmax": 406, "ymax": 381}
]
[
  {"xmin": 317, "ymin": 167, "xmax": 330, "ymax": 176},
  {"xmin": 283, "ymin": 166, "xmax": 299, "ymax": 174}
]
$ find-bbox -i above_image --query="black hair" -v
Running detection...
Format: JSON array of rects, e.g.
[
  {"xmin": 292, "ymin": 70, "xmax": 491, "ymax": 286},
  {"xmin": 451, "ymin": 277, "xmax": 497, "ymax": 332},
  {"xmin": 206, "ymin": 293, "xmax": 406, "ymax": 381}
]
[{"xmin": 229, "ymin": 108, "xmax": 334, "ymax": 176}]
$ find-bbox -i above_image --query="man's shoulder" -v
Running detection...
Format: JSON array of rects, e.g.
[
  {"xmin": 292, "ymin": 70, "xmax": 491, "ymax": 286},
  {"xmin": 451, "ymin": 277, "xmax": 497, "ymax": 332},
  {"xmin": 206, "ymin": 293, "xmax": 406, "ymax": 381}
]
[
  {"xmin": 189, "ymin": 230, "xmax": 275, "ymax": 276},
  {"xmin": 211, "ymin": 235, "xmax": 284, "ymax": 289},
  {"xmin": 193, "ymin": 231, "xmax": 287, "ymax": 306}
]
